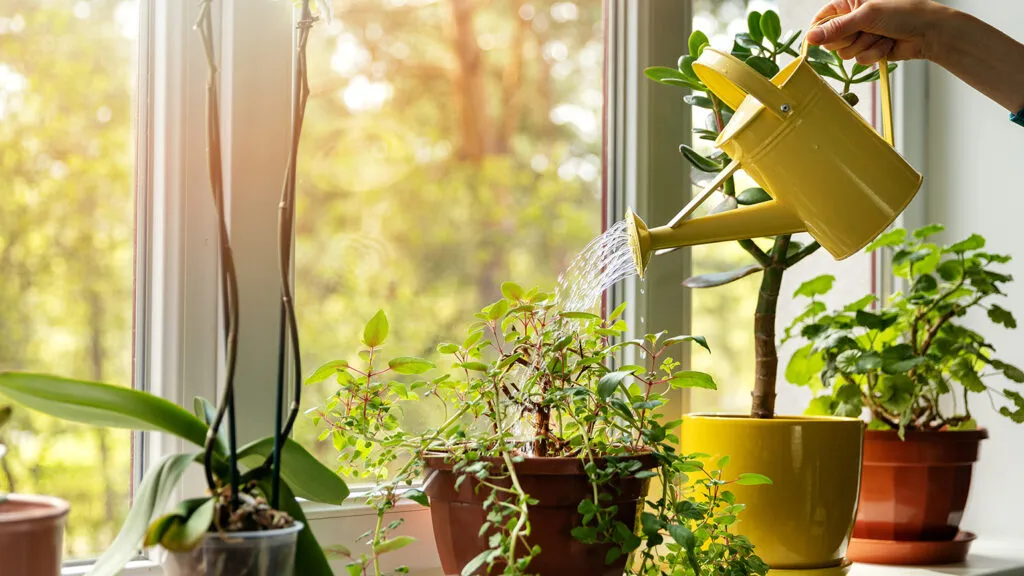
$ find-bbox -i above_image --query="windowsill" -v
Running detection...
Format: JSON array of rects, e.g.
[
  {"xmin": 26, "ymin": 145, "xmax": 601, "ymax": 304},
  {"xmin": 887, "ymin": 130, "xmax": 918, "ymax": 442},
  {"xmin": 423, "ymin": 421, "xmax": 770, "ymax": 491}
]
[
  {"xmin": 63, "ymin": 539, "xmax": 1024, "ymax": 576},
  {"xmin": 301, "ymin": 490, "xmax": 429, "ymax": 519},
  {"xmin": 62, "ymin": 560, "xmax": 164, "ymax": 576},
  {"xmin": 849, "ymin": 541, "xmax": 1024, "ymax": 575}
]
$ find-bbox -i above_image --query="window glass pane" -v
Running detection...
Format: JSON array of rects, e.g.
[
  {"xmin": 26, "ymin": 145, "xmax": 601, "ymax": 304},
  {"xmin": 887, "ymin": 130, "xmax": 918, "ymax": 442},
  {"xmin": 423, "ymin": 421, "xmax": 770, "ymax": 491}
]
[
  {"xmin": 688, "ymin": 0, "xmax": 778, "ymax": 413},
  {"xmin": 0, "ymin": 0, "xmax": 138, "ymax": 559},
  {"xmin": 294, "ymin": 0, "xmax": 604, "ymax": 473}
]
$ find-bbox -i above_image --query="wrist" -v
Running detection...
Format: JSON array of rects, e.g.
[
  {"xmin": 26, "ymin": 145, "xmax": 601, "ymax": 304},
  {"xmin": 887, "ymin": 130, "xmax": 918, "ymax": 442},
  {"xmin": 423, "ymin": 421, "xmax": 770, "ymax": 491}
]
[{"xmin": 922, "ymin": 4, "xmax": 969, "ymax": 65}]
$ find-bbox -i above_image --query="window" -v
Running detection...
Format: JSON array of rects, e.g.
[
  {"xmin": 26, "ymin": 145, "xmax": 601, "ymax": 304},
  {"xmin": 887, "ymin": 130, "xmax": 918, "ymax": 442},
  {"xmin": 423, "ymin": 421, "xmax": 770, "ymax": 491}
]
[
  {"xmin": 688, "ymin": 0, "xmax": 780, "ymax": 413},
  {"xmin": 0, "ymin": 0, "xmax": 139, "ymax": 560},
  {"xmin": 292, "ymin": 0, "xmax": 606, "ymax": 470}
]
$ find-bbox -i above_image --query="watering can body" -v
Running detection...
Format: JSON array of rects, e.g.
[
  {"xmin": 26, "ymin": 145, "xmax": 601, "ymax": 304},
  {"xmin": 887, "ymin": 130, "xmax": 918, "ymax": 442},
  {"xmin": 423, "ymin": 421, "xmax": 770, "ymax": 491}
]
[{"xmin": 628, "ymin": 45, "xmax": 923, "ymax": 277}]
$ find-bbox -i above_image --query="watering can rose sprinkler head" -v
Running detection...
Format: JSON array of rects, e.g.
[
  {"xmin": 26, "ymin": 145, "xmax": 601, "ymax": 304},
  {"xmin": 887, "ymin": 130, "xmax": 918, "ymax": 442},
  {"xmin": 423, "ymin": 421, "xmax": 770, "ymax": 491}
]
[{"xmin": 626, "ymin": 208, "xmax": 652, "ymax": 280}]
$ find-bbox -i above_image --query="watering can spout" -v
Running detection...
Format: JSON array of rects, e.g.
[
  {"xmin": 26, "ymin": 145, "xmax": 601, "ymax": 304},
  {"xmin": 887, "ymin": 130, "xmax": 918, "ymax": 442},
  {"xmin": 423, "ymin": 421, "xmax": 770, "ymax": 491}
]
[{"xmin": 626, "ymin": 202, "xmax": 805, "ymax": 279}]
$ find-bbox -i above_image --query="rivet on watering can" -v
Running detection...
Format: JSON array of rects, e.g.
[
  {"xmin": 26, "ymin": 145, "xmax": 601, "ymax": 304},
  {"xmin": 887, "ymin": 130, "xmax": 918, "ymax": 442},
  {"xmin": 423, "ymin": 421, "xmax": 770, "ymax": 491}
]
[{"xmin": 780, "ymin": 104, "xmax": 792, "ymax": 114}]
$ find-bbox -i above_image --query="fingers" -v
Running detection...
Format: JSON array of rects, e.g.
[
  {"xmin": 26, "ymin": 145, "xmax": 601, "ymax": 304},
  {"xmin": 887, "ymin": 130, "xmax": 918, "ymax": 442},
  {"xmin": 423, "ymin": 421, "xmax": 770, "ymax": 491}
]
[
  {"xmin": 856, "ymin": 37, "xmax": 895, "ymax": 65},
  {"xmin": 811, "ymin": 0, "xmax": 847, "ymax": 24},
  {"xmin": 837, "ymin": 32, "xmax": 883, "ymax": 59},
  {"xmin": 807, "ymin": 12, "xmax": 859, "ymax": 46},
  {"xmin": 821, "ymin": 33, "xmax": 858, "ymax": 52}
]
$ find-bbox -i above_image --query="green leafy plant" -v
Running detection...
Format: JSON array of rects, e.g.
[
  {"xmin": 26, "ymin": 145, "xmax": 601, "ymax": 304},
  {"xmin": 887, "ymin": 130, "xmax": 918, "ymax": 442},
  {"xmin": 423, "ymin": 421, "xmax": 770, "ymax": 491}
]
[
  {"xmin": 309, "ymin": 284, "xmax": 770, "ymax": 575},
  {"xmin": 784, "ymin": 225, "xmax": 1024, "ymax": 434},
  {"xmin": 644, "ymin": 10, "xmax": 895, "ymax": 419},
  {"xmin": 0, "ymin": 1, "xmax": 346, "ymax": 574}
]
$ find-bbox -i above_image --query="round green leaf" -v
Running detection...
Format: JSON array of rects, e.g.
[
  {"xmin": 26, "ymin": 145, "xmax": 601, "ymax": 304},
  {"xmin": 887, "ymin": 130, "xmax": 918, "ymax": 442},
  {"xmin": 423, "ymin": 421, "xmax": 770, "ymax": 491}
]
[
  {"xmin": 668, "ymin": 371, "xmax": 716, "ymax": 390},
  {"xmin": 736, "ymin": 472, "xmax": 772, "ymax": 486},
  {"xmin": 794, "ymin": 275, "xmax": 835, "ymax": 298},
  {"xmin": 500, "ymin": 281, "xmax": 524, "ymax": 300},
  {"xmin": 388, "ymin": 357, "xmax": 435, "ymax": 375},
  {"xmin": 362, "ymin": 310, "xmax": 389, "ymax": 347}
]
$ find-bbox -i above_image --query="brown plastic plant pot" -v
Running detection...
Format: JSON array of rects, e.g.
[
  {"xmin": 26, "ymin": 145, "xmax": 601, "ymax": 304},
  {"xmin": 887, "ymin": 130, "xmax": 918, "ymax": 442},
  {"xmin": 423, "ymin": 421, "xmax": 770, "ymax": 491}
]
[
  {"xmin": 0, "ymin": 494, "xmax": 70, "ymax": 576},
  {"xmin": 852, "ymin": 429, "xmax": 988, "ymax": 543},
  {"xmin": 423, "ymin": 452, "xmax": 657, "ymax": 576}
]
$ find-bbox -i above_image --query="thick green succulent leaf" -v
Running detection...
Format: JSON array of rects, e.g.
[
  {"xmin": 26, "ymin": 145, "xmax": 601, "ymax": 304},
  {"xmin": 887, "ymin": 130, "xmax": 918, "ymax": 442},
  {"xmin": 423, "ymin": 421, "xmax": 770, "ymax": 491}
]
[
  {"xmin": 746, "ymin": 11, "xmax": 763, "ymax": 43},
  {"xmin": 759, "ymin": 10, "xmax": 781, "ymax": 43},
  {"xmin": 679, "ymin": 144, "xmax": 725, "ymax": 172},
  {"xmin": 238, "ymin": 437, "xmax": 349, "ymax": 505},
  {"xmin": 90, "ymin": 453, "xmax": 197, "ymax": 576},
  {"xmin": 682, "ymin": 264, "xmax": 764, "ymax": 289},
  {"xmin": 736, "ymin": 187, "xmax": 771, "ymax": 205},
  {"xmin": 644, "ymin": 66, "xmax": 704, "ymax": 91},
  {"xmin": 688, "ymin": 30, "xmax": 709, "ymax": 57},
  {"xmin": 0, "ymin": 372, "xmax": 208, "ymax": 447}
]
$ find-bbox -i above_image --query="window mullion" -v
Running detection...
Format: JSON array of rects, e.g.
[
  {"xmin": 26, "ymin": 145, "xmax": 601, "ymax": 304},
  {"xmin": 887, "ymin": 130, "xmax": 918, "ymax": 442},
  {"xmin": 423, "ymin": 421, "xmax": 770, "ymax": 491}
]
[
  {"xmin": 605, "ymin": 0, "xmax": 691, "ymax": 412},
  {"xmin": 143, "ymin": 0, "xmax": 221, "ymax": 504},
  {"xmin": 219, "ymin": 0, "xmax": 294, "ymax": 443}
]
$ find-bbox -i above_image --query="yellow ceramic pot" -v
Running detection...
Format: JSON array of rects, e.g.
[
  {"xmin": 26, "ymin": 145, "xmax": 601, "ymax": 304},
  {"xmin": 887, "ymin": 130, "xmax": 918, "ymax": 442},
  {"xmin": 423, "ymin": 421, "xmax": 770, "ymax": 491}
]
[{"xmin": 680, "ymin": 415, "xmax": 864, "ymax": 571}]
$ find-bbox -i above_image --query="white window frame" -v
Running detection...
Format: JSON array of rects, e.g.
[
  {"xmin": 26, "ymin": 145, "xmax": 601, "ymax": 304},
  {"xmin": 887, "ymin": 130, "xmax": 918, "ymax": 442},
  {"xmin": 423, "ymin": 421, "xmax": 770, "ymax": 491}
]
[{"xmin": 63, "ymin": 0, "xmax": 927, "ymax": 574}]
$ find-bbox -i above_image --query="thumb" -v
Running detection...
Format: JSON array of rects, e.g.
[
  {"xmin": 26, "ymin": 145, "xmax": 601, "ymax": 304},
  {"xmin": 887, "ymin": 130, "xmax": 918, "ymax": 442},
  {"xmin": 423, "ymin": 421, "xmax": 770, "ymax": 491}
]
[{"xmin": 807, "ymin": 13, "xmax": 861, "ymax": 45}]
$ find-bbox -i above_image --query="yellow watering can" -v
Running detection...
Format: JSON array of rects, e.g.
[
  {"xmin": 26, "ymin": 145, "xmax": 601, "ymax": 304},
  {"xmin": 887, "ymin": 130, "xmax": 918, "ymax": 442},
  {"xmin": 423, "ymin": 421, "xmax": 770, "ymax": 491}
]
[{"xmin": 627, "ymin": 27, "xmax": 923, "ymax": 279}]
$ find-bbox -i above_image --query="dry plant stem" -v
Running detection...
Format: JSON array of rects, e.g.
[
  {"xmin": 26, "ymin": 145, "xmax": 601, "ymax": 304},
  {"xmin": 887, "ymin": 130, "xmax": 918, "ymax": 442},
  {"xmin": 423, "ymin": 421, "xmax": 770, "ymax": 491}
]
[
  {"xmin": 271, "ymin": 0, "xmax": 315, "ymax": 510},
  {"xmin": 196, "ymin": 0, "xmax": 241, "ymax": 502}
]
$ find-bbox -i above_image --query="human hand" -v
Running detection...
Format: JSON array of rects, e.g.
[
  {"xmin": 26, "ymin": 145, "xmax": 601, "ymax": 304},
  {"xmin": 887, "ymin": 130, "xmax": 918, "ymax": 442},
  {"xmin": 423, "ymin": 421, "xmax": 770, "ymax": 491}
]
[{"xmin": 806, "ymin": 0, "xmax": 954, "ymax": 65}]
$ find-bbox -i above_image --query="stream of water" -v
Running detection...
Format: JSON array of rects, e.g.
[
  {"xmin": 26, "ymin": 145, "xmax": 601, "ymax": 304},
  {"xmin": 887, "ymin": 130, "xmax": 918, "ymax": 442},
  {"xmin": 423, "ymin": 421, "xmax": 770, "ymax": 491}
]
[{"xmin": 554, "ymin": 219, "xmax": 637, "ymax": 313}]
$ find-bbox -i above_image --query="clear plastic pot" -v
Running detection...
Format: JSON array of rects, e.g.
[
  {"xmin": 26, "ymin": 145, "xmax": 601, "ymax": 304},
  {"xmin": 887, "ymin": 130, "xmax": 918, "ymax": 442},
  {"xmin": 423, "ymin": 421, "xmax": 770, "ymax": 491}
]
[{"xmin": 163, "ymin": 521, "xmax": 303, "ymax": 576}]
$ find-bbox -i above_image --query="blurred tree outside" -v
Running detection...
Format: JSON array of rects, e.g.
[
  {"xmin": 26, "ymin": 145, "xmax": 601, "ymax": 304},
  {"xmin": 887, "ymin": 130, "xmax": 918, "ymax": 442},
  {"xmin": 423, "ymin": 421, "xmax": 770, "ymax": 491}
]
[
  {"xmin": 0, "ymin": 0, "xmax": 137, "ymax": 558},
  {"xmin": 293, "ymin": 0, "xmax": 606, "ymax": 470}
]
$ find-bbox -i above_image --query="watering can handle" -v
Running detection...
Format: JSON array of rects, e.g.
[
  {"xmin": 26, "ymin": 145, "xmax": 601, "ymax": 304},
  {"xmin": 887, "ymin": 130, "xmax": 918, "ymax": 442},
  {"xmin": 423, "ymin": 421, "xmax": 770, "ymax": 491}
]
[
  {"xmin": 691, "ymin": 51, "xmax": 794, "ymax": 120},
  {"xmin": 802, "ymin": 14, "xmax": 895, "ymax": 147}
]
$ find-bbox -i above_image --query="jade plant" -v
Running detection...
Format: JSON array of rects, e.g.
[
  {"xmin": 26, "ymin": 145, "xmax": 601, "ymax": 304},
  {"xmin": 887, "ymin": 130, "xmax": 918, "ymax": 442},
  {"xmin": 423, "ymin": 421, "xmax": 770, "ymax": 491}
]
[
  {"xmin": 0, "ymin": 405, "xmax": 10, "ymax": 494},
  {"xmin": 644, "ymin": 10, "xmax": 896, "ymax": 418},
  {"xmin": 0, "ymin": 2, "xmax": 348, "ymax": 574},
  {"xmin": 309, "ymin": 284, "xmax": 771, "ymax": 576},
  {"xmin": 784, "ymin": 225, "xmax": 1024, "ymax": 434}
]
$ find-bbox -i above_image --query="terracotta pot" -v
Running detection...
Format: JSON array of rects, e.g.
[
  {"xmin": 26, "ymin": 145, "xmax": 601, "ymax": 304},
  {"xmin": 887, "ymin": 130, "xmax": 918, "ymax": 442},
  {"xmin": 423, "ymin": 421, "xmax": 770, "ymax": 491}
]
[
  {"xmin": 853, "ymin": 429, "xmax": 987, "ymax": 542},
  {"xmin": 423, "ymin": 452, "xmax": 656, "ymax": 576},
  {"xmin": 680, "ymin": 415, "xmax": 864, "ymax": 571},
  {"xmin": 0, "ymin": 494, "xmax": 69, "ymax": 576}
]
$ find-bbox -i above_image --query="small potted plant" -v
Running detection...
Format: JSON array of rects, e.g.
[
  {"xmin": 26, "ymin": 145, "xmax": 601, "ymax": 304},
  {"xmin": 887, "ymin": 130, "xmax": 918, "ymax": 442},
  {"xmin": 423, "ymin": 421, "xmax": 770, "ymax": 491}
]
[
  {"xmin": 643, "ymin": 11, "xmax": 887, "ymax": 572},
  {"xmin": 0, "ymin": 405, "xmax": 71, "ymax": 576},
  {"xmin": 308, "ymin": 285, "xmax": 772, "ymax": 576},
  {"xmin": 0, "ymin": 2, "xmax": 350, "ymax": 575},
  {"xmin": 785, "ymin": 225, "xmax": 1024, "ymax": 565}
]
